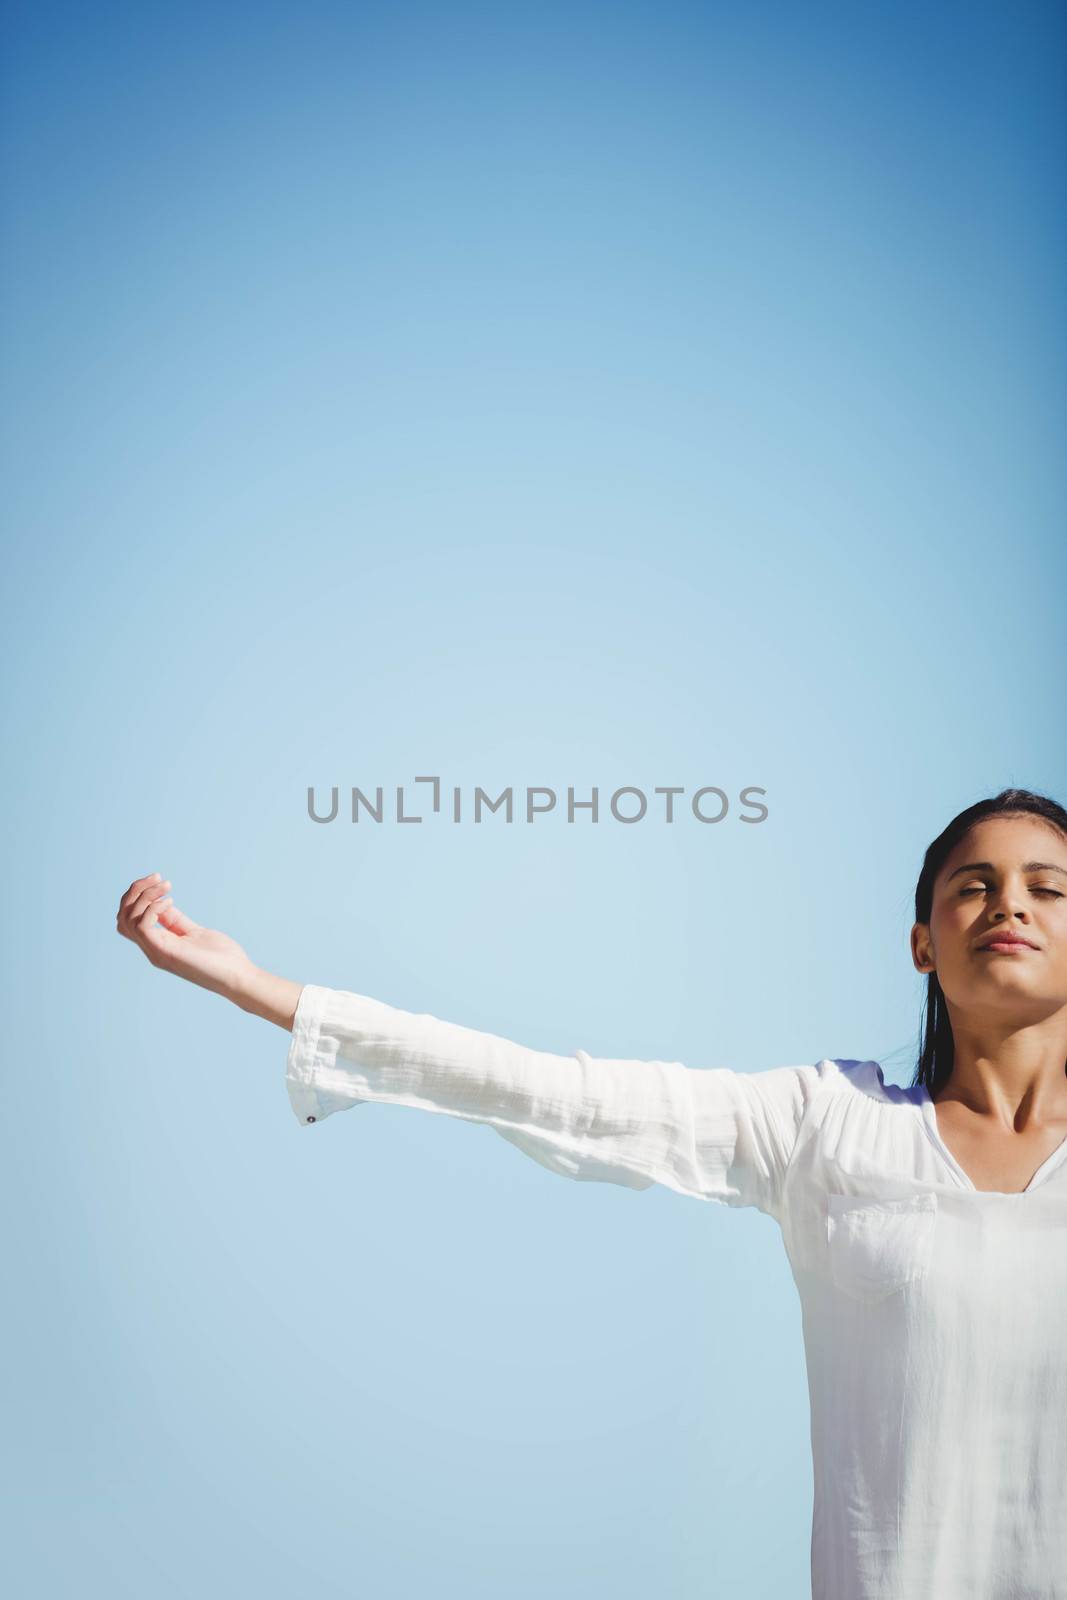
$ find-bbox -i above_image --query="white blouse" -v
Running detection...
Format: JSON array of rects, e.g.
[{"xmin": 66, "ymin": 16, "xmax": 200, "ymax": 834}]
[{"xmin": 285, "ymin": 983, "xmax": 1067, "ymax": 1600}]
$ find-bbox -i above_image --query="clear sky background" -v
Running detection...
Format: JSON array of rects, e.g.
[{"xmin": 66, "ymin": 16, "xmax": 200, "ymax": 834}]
[{"xmin": 2, "ymin": 1, "xmax": 1065, "ymax": 1595}]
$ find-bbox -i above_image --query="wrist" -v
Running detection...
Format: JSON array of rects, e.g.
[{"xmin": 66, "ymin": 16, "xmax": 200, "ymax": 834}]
[{"xmin": 230, "ymin": 965, "xmax": 304, "ymax": 1031}]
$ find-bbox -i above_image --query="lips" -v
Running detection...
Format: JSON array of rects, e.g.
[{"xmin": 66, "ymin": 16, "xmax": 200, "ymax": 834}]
[{"xmin": 976, "ymin": 934, "xmax": 1038, "ymax": 951}]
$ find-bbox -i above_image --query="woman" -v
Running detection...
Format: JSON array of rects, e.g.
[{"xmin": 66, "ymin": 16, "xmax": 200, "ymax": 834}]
[{"xmin": 117, "ymin": 786, "xmax": 1067, "ymax": 1600}]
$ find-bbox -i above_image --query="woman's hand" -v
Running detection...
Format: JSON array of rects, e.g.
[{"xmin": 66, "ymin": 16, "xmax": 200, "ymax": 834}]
[
  {"xmin": 116, "ymin": 872, "xmax": 304, "ymax": 1028},
  {"xmin": 116, "ymin": 872, "xmax": 257, "ymax": 999}
]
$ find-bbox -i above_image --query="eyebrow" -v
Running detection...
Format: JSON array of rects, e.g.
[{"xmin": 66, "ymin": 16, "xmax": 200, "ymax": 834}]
[{"xmin": 945, "ymin": 860, "xmax": 1067, "ymax": 882}]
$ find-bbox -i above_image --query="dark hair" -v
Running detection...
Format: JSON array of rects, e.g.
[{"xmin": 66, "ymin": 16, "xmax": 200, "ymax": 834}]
[{"xmin": 911, "ymin": 787, "xmax": 1067, "ymax": 1095}]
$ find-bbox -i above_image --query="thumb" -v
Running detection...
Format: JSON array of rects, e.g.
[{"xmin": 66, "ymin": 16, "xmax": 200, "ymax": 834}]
[{"xmin": 156, "ymin": 900, "xmax": 201, "ymax": 937}]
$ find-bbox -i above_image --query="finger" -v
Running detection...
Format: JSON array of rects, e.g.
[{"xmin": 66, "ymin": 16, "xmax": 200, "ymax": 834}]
[
  {"xmin": 133, "ymin": 885, "xmax": 170, "ymax": 921},
  {"xmin": 121, "ymin": 872, "xmax": 163, "ymax": 908},
  {"xmin": 126, "ymin": 878, "xmax": 172, "ymax": 923},
  {"xmin": 118, "ymin": 874, "xmax": 166, "ymax": 923},
  {"xmin": 139, "ymin": 916, "xmax": 181, "ymax": 963},
  {"xmin": 132, "ymin": 897, "xmax": 184, "ymax": 963},
  {"xmin": 130, "ymin": 888, "xmax": 172, "ymax": 942},
  {"xmin": 156, "ymin": 901, "xmax": 200, "ymax": 936},
  {"xmin": 118, "ymin": 876, "xmax": 169, "ymax": 937}
]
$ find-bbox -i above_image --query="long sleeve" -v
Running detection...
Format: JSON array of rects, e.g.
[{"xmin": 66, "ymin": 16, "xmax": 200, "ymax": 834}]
[{"xmin": 285, "ymin": 983, "xmax": 826, "ymax": 1216}]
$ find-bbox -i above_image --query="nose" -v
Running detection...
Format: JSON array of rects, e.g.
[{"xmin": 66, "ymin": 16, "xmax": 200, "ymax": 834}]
[{"xmin": 987, "ymin": 880, "xmax": 1032, "ymax": 923}]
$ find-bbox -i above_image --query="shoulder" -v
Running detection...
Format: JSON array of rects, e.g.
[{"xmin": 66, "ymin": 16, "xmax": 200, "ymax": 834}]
[
  {"xmin": 827, "ymin": 1057, "xmax": 922, "ymax": 1108},
  {"xmin": 686, "ymin": 1056, "xmax": 916, "ymax": 1143},
  {"xmin": 745, "ymin": 1057, "xmax": 919, "ymax": 1130}
]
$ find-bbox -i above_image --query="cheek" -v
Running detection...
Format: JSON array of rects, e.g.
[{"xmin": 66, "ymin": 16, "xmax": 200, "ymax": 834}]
[
  {"xmin": 928, "ymin": 908, "xmax": 974, "ymax": 969},
  {"xmin": 931, "ymin": 903, "xmax": 967, "ymax": 943}
]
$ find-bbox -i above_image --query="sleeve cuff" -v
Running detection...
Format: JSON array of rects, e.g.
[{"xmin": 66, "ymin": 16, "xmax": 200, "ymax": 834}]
[{"xmin": 285, "ymin": 982, "xmax": 367, "ymax": 1127}]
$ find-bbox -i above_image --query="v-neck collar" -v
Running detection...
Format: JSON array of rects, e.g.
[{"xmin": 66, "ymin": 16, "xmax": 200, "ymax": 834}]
[{"xmin": 917, "ymin": 1085, "xmax": 1067, "ymax": 1195}]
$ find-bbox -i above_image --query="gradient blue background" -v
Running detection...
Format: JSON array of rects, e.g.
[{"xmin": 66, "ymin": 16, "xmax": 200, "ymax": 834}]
[{"xmin": 3, "ymin": 1, "xmax": 1065, "ymax": 1595}]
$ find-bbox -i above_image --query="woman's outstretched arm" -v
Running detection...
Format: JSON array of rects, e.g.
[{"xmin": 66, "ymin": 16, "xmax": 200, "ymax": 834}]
[{"xmin": 117, "ymin": 871, "xmax": 826, "ymax": 1214}]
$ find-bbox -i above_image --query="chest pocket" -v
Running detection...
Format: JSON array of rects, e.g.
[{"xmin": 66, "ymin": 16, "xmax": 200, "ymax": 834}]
[{"xmin": 826, "ymin": 1192, "xmax": 938, "ymax": 1303}]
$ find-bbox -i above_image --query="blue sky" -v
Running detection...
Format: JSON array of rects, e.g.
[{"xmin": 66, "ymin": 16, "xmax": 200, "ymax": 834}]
[{"xmin": 3, "ymin": 2, "xmax": 1065, "ymax": 1595}]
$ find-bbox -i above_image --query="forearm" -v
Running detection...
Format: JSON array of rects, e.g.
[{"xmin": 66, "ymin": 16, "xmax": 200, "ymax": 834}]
[
  {"xmin": 283, "ymin": 983, "xmax": 706, "ymax": 1197},
  {"xmin": 229, "ymin": 965, "xmax": 304, "ymax": 1031}
]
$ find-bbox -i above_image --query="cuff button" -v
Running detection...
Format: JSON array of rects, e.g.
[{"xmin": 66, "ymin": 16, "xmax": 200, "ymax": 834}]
[{"xmin": 306, "ymin": 1115, "xmax": 316, "ymax": 1123}]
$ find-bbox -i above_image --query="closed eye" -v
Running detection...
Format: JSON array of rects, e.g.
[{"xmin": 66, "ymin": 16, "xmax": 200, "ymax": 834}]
[{"xmin": 958, "ymin": 885, "xmax": 1064, "ymax": 898}]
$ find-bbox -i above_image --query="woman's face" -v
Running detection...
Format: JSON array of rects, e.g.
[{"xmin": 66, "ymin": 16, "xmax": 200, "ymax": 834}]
[{"xmin": 912, "ymin": 814, "xmax": 1067, "ymax": 1019}]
